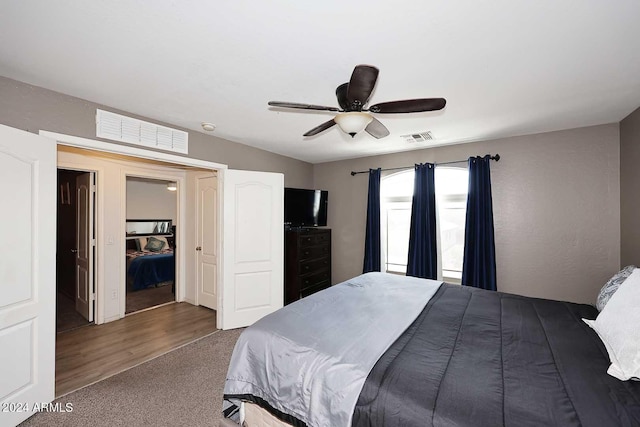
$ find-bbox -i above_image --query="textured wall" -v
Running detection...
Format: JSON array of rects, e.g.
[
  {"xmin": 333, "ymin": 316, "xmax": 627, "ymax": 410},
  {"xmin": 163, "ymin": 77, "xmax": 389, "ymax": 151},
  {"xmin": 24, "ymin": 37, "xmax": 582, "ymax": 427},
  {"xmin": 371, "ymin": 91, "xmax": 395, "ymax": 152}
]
[
  {"xmin": 313, "ymin": 125, "xmax": 620, "ymax": 304},
  {"xmin": 620, "ymin": 106, "xmax": 640, "ymax": 267},
  {"xmin": 0, "ymin": 76, "xmax": 313, "ymax": 188}
]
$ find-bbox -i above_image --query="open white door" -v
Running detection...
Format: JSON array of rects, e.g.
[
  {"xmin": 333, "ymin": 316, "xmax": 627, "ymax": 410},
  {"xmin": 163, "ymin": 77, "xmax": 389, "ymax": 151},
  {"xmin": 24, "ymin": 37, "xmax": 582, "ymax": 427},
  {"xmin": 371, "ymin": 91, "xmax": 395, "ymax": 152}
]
[
  {"xmin": 75, "ymin": 172, "xmax": 94, "ymax": 321},
  {"xmin": 0, "ymin": 125, "xmax": 56, "ymax": 426},
  {"xmin": 220, "ymin": 170, "xmax": 283, "ymax": 330},
  {"xmin": 196, "ymin": 173, "xmax": 218, "ymax": 310}
]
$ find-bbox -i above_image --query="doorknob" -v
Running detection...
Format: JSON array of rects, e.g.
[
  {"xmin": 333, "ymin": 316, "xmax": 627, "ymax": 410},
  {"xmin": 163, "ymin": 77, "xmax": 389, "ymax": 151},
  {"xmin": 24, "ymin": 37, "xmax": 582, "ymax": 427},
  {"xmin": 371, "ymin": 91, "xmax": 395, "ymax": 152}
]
[
  {"xmin": 71, "ymin": 249, "xmax": 78, "ymax": 253},
  {"xmin": 196, "ymin": 246, "xmax": 202, "ymax": 251}
]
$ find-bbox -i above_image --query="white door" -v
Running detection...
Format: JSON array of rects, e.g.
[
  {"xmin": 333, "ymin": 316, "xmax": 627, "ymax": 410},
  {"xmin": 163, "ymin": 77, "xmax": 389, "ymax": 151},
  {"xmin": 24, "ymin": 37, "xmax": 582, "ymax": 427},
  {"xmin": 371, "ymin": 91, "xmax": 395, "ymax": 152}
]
[
  {"xmin": 75, "ymin": 173, "xmax": 94, "ymax": 321},
  {"xmin": 0, "ymin": 125, "xmax": 56, "ymax": 426},
  {"xmin": 220, "ymin": 170, "xmax": 284, "ymax": 330},
  {"xmin": 196, "ymin": 174, "xmax": 218, "ymax": 310}
]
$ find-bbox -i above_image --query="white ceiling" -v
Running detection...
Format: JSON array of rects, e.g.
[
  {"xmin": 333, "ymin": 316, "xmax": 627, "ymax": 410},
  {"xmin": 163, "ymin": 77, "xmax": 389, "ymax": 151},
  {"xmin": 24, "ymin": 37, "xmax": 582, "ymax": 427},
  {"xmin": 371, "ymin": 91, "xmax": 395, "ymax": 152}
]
[{"xmin": 1, "ymin": 1, "xmax": 640, "ymax": 163}]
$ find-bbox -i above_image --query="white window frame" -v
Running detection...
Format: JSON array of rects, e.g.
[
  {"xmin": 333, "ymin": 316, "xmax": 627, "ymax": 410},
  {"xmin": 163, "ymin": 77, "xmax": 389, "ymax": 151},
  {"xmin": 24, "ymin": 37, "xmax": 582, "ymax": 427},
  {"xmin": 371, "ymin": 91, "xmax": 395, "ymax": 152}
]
[
  {"xmin": 381, "ymin": 198, "xmax": 412, "ymax": 274},
  {"xmin": 380, "ymin": 166, "xmax": 468, "ymax": 282},
  {"xmin": 380, "ymin": 171, "xmax": 414, "ymax": 275}
]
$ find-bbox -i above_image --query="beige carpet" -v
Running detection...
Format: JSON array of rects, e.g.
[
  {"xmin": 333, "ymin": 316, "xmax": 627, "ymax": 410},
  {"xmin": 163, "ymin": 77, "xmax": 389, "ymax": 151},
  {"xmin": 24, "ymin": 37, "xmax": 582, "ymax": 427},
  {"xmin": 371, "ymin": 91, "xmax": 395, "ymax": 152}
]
[{"xmin": 20, "ymin": 328, "xmax": 243, "ymax": 427}]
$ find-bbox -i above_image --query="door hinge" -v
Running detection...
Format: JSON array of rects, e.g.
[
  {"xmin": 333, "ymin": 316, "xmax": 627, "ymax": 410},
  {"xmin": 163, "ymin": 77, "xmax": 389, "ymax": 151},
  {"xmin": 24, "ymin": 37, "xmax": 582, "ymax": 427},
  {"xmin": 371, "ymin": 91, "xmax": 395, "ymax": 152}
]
[
  {"xmin": 91, "ymin": 184, "xmax": 97, "ymax": 192},
  {"xmin": 91, "ymin": 239, "xmax": 97, "ymax": 246}
]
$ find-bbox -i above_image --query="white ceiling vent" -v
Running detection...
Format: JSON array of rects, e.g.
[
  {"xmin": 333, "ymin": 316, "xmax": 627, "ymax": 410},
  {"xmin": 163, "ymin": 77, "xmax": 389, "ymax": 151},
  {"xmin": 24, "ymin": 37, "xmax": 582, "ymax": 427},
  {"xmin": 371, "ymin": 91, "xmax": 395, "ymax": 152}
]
[
  {"xmin": 96, "ymin": 109, "xmax": 188, "ymax": 154},
  {"xmin": 401, "ymin": 131, "xmax": 434, "ymax": 143}
]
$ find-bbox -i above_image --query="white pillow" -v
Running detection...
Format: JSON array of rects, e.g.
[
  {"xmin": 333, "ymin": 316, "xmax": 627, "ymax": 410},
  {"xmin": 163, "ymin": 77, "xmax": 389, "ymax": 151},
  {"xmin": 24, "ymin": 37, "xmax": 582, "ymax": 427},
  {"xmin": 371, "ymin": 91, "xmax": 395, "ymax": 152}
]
[
  {"xmin": 136, "ymin": 237, "xmax": 148, "ymax": 251},
  {"xmin": 595, "ymin": 265, "xmax": 636, "ymax": 311},
  {"xmin": 584, "ymin": 268, "xmax": 640, "ymax": 381}
]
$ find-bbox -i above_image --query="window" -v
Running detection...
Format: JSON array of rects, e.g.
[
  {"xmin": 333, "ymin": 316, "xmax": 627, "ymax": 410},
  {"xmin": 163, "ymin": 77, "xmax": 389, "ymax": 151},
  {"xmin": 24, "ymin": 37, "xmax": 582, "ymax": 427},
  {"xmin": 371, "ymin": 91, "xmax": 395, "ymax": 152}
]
[
  {"xmin": 381, "ymin": 167, "xmax": 468, "ymax": 281},
  {"xmin": 381, "ymin": 171, "xmax": 413, "ymax": 273},
  {"xmin": 435, "ymin": 168, "xmax": 468, "ymax": 280}
]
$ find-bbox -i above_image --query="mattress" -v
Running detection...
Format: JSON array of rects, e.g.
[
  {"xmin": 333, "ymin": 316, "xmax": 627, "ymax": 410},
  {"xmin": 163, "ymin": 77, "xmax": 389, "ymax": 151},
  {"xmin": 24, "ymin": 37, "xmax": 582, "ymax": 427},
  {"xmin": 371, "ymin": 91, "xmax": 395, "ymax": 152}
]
[{"xmin": 244, "ymin": 402, "xmax": 292, "ymax": 427}]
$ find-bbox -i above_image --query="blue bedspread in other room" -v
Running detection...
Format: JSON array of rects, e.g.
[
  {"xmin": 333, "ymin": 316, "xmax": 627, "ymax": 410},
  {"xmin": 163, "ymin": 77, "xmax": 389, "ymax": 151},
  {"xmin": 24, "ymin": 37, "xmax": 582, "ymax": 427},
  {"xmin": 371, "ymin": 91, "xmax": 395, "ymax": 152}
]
[{"xmin": 127, "ymin": 253, "xmax": 174, "ymax": 291}]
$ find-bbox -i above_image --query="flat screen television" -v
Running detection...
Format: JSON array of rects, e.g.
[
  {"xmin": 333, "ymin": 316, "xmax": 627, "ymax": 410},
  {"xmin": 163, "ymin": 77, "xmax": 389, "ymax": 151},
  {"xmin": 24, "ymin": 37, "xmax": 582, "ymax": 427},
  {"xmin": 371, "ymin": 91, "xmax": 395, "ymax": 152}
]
[{"xmin": 284, "ymin": 187, "xmax": 328, "ymax": 227}]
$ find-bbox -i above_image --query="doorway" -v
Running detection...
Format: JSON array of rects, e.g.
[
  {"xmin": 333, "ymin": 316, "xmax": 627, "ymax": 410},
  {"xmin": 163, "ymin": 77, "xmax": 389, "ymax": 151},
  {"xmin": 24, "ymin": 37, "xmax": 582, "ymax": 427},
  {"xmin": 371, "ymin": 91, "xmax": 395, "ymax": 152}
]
[
  {"xmin": 56, "ymin": 169, "xmax": 95, "ymax": 333},
  {"xmin": 46, "ymin": 129, "xmax": 284, "ymax": 330},
  {"xmin": 125, "ymin": 176, "xmax": 178, "ymax": 314},
  {"xmin": 53, "ymin": 149, "xmax": 219, "ymax": 396}
]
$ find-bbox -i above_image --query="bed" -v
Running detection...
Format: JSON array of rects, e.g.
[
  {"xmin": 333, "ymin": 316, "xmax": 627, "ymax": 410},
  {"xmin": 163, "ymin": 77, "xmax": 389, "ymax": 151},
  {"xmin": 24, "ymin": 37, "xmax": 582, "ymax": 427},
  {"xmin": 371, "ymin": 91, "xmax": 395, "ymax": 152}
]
[
  {"xmin": 125, "ymin": 219, "xmax": 175, "ymax": 291},
  {"xmin": 126, "ymin": 246, "xmax": 174, "ymax": 291},
  {"xmin": 222, "ymin": 272, "xmax": 640, "ymax": 427}
]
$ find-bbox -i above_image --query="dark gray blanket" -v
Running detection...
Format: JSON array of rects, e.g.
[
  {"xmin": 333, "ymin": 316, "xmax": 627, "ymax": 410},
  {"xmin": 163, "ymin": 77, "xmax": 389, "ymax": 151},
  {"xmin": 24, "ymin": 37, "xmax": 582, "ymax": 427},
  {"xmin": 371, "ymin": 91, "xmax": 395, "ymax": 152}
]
[{"xmin": 353, "ymin": 284, "xmax": 640, "ymax": 427}]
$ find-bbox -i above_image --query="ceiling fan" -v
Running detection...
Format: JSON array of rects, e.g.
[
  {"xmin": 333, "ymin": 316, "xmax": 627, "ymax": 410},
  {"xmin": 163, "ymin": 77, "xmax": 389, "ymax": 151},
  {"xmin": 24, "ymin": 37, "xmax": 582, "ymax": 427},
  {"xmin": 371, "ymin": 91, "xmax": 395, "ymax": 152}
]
[{"xmin": 268, "ymin": 65, "xmax": 446, "ymax": 139}]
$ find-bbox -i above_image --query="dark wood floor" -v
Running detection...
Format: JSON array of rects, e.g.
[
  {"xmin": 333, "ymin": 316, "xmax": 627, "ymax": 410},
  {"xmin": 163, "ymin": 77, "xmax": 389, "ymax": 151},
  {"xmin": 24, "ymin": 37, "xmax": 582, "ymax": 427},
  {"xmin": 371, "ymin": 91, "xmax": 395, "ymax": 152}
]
[
  {"xmin": 55, "ymin": 302, "xmax": 217, "ymax": 397},
  {"xmin": 56, "ymin": 292, "xmax": 92, "ymax": 333}
]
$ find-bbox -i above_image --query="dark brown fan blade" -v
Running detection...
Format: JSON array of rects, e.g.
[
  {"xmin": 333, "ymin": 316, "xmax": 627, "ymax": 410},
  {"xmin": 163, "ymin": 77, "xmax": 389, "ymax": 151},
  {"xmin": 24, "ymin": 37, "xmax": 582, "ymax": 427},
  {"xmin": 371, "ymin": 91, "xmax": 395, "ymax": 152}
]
[
  {"xmin": 365, "ymin": 117, "xmax": 390, "ymax": 139},
  {"xmin": 346, "ymin": 65, "xmax": 379, "ymax": 106},
  {"xmin": 268, "ymin": 101, "xmax": 339, "ymax": 112},
  {"xmin": 335, "ymin": 83, "xmax": 349, "ymax": 111},
  {"xmin": 368, "ymin": 98, "xmax": 446, "ymax": 114},
  {"xmin": 303, "ymin": 119, "xmax": 336, "ymax": 137}
]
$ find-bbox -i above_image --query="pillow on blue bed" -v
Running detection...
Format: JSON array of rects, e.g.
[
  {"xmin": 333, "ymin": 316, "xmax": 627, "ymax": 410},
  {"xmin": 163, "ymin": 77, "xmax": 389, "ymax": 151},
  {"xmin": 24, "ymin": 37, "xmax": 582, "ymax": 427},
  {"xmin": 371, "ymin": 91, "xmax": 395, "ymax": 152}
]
[
  {"xmin": 144, "ymin": 236, "xmax": 166, "ymax": 252},
  {"xmin": 584, "ymin": 268, "xmax": 640, "ymax": 381},
  {"xmin": 596, "ymin": 265, "xmax": 636, "ymax": 311},
  {"xmin": 135, "ymin": 237, "xmax": 146, "ymax": 251}
]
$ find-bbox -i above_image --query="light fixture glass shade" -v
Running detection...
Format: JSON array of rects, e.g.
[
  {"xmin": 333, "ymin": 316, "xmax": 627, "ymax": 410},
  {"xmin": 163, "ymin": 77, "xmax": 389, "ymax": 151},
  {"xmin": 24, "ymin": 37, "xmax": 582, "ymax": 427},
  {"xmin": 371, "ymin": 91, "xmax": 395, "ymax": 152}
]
[
  {"xmin": 334, "ymin": 112, "xmax": 373, "ymax": 137},
  {"xmin": 167, "ymin": 182, "xmax": 177, "ymax": 191}
]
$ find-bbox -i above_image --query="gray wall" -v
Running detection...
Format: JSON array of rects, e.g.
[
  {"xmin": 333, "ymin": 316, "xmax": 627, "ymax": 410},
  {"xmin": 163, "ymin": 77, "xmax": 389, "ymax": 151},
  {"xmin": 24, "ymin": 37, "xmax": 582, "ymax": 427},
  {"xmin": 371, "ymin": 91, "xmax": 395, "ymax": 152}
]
[
  {"xmin": 314, "ymin": 124, "xmax": 621, "ymax": 305},
  {"xmin": 620, "ymin": 106, "xmax": 640, "ymax": 267},
  {"xmin": 2, "ymin": 75, "xmax": 625, "ymax": 305},
  {"xmin": 126, "ymin": 178, "xmax": 177, "ymax": 223},
  {"xmin": 0, "ymin": 76, "xmax": 313, "ymax": 188}
]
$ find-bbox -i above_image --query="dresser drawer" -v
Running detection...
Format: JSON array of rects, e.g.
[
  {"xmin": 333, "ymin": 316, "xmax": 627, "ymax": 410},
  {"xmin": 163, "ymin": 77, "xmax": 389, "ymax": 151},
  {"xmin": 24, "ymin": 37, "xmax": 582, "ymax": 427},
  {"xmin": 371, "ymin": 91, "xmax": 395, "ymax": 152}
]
[
  {"xmin": 298, "ymin": 243, "xmax": 330, "ymax": 261},
  {"xmin": 300, "ymin": 280, "xmax": 330, "ymax": 299},
  {"xmin": 298, "ymin": 232, "xmax": 330, "ymax": 246},
  {"xmin": 299, "ymin": 269, "xmax": 330, "ymax": 291},
  {"xmin": 299, "ymin": 256, "xmax": 330, "ymax": 274}
]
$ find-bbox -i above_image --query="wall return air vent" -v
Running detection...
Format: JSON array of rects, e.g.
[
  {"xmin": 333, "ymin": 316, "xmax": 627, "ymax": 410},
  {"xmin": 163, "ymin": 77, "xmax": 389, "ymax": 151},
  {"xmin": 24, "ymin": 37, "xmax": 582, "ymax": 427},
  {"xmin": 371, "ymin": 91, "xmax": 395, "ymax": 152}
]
[{"xmin": 96, "ymin": 109, "xmax": 188, "ymax": 154}]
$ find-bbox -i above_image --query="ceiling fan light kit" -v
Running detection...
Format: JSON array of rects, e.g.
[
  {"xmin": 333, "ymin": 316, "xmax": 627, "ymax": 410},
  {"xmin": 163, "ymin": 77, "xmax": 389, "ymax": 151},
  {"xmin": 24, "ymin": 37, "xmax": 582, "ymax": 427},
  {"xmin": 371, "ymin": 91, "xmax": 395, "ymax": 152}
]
[
  {"xmin": 334, "ymin": 112, "xmax": 373, "ymax": 137},
  {"xmin": 268, "ymin": 64, "xmax": 446, "ymax": 139}
]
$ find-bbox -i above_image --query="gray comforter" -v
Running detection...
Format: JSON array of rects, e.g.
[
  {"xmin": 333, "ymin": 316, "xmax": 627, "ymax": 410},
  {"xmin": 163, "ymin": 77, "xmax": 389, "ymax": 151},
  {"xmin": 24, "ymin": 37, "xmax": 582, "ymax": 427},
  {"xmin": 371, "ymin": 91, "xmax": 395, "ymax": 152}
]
[
  {"xmin": 223, "ymin": 272, "xmax": 442, "ymax": 427},
  {"xmin": 352, "ymin": 283, "xmax": 640, "ymax": 426}
]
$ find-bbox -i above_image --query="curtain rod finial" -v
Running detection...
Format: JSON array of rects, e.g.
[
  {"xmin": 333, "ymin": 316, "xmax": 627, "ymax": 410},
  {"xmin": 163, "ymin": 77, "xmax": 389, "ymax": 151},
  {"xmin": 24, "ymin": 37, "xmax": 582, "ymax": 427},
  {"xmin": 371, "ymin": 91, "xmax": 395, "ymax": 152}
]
[
  {"xmin": 493, "ymin": 154, "xmax": 500, "ymax": 162},
  {"xmin": 350, "ymin": 171, "xmax": 357, "ymax": 176}
]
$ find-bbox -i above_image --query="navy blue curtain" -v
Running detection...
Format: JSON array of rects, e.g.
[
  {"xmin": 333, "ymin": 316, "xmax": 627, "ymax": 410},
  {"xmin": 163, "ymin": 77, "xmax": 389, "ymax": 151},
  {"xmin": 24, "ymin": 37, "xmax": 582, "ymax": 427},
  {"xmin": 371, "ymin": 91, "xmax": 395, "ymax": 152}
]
[
  {"xmin": 363, "ymin": 168, "xmax": 382, "ymax": 273},
  {"xmin": 462, "ymin": 155, "xmax": 497, "ymax": 291},
  {"xmin": 406, "ymin": 163, "xmax": 437, "ymax": 279}
]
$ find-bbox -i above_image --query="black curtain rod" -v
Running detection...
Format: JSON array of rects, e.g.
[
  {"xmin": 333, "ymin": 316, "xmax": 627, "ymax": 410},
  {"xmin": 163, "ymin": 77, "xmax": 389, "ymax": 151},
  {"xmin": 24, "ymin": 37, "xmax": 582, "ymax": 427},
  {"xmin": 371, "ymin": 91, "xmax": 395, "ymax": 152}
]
[{"xmin": 349, "ymin": 154, "xmax": 500, "ymax": 176}]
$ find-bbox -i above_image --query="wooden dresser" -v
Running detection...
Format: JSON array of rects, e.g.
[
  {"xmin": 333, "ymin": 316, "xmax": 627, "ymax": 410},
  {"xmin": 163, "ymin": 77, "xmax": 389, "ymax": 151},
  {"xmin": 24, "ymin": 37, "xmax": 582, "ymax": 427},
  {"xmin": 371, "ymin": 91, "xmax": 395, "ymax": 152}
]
[{"xmin": 284, "ymin": 228, "xmax": 331, "ymax": 304}]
